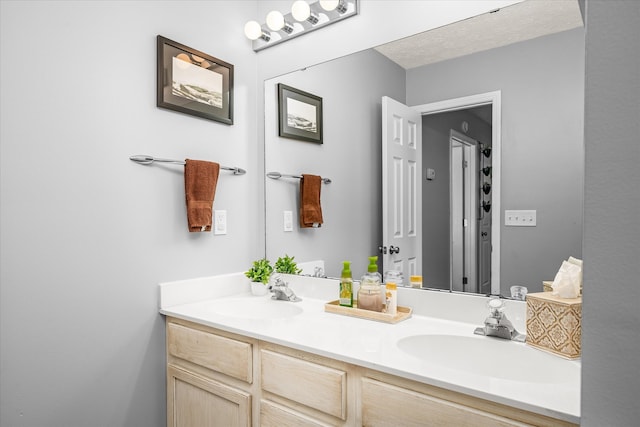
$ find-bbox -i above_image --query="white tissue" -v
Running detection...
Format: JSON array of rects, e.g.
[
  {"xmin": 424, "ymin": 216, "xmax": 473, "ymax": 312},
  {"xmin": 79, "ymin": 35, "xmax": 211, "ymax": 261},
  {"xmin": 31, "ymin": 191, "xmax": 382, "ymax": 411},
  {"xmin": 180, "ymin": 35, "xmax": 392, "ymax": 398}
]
[{"xmin": 552, "ymin": 259, "xmax": 582, "ymax": 298}]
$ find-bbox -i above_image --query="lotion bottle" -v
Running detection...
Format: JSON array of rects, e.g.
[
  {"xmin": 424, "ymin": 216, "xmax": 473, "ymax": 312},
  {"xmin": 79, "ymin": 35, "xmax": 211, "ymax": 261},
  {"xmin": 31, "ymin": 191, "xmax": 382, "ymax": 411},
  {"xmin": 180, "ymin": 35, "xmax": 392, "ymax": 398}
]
[
  {"xmin": 339, "ymin": 261, "xmax": 353, "ymax": 307},
  {"xmin": 385, "ymin": 282, "xmax": 397, "ymax": 315}
]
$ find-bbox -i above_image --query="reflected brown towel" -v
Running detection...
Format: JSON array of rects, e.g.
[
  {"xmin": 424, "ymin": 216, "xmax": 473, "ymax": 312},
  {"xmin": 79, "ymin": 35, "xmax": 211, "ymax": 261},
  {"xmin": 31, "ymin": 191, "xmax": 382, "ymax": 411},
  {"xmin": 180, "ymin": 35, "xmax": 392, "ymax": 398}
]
[
  {"xmin": 300, "ymin": 174, "xmax": 323, "ymax": 228},
  {"xmin": 184, "ymin": 159, "xmax": 220, "ymax": 232}
]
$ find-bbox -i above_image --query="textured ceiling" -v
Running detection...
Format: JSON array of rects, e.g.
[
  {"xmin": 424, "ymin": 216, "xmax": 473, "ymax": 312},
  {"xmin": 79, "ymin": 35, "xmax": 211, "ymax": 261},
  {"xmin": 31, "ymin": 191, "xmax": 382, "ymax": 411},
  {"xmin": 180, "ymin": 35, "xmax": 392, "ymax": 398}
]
[{"xmin": 374, "ymin": 0, "xmax": 584, "ymax": 69}]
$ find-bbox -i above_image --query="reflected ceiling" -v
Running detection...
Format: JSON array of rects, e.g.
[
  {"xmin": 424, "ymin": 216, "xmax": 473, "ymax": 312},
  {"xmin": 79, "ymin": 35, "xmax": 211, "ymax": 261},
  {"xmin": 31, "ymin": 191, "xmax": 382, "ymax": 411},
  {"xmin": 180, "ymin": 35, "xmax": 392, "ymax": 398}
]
[{"xmin": 374, "ymin": 0, "xmax": 583, "ymax": 69}]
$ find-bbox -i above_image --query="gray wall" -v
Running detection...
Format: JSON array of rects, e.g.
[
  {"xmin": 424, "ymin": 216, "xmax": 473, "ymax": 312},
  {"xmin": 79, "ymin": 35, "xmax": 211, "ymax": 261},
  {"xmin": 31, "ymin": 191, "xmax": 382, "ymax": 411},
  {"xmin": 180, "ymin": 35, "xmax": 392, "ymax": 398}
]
[
  {"xmin": 422, "ymin": 109, "xmax": 492, "ymax": 290},
  {"xmin": 264, "ymin": 49, "xmax": 405, "ymax": 277},
  {"xmin": 581, "ymin": 0, "xmax": 640, "ymax": 425},
  {"xmin": 0, "ymin": 2, "xmax": 259, "ymax": 426},
  {"xmin": 407, "ymin": 28, "xmax": 585, "ymax": 295}
]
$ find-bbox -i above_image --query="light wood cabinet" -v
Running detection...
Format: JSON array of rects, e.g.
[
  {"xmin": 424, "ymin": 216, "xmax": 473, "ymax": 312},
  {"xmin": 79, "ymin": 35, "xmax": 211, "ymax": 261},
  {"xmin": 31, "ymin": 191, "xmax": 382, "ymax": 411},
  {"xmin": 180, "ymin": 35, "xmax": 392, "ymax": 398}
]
[
  {"xmin": 165, "ymin": 316, "xmax": 577, "ymax": 427},
  {"xmin": 260, "ymin": 399, "xmax": 333, "ymax": 427},
  {"xmin": 168, "ymin": 365, "xmax": 251, "ymax": 427},
  {"xmin": 261, "ymin": 349, "xmax": 347, "ymax": 420},
  {"xmin": 362, "ymin": 377, "xmax": 526, "ymax": 427},
  {"xmin": 168, "ymin": 322, "xmax": 252, "ymax": 383},
  {"xmin": 359, "ymin": 372, "xmax": 577, "ymax": 427}
]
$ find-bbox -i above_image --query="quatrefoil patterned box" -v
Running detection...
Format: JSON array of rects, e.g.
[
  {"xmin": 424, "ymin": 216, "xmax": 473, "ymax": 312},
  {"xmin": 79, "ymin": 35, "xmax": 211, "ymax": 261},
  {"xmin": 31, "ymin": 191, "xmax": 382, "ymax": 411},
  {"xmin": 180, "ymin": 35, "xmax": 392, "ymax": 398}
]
[{"xmin": 526, "ymin": 292, "xmax": 582, "ymax": 359}]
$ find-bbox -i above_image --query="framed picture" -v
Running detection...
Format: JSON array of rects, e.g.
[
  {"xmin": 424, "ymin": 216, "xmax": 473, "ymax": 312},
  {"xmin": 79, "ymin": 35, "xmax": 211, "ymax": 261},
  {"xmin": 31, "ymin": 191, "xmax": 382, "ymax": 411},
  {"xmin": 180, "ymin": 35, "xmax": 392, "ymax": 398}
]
[
  {"xmin": 157, "ymin": 35, "xmax": 233, "ymax": 125},
  {"xmin": 278, "ymin": 84, "xmax": 323, "ymax": 144}
]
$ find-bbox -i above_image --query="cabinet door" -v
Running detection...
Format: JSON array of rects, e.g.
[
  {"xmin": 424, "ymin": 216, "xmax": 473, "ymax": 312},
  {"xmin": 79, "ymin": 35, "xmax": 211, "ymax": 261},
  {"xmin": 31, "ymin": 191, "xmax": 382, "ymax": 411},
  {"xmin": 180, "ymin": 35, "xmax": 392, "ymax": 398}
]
[
  {"xmin": 361, "ymin": 378, "xmax": 530, "ymax": 427},
  {"xmin": 168, "ymin": 365, "xmax": 251, "ymax": 427}
]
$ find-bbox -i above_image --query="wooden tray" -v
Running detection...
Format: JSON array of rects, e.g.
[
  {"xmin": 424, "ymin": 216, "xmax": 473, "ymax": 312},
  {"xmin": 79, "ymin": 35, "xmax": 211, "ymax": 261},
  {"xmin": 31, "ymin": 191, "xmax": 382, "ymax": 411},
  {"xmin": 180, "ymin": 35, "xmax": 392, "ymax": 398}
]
[{"xmin": 324, "ymin": 300, "xmax": 412, "ymax": 324}]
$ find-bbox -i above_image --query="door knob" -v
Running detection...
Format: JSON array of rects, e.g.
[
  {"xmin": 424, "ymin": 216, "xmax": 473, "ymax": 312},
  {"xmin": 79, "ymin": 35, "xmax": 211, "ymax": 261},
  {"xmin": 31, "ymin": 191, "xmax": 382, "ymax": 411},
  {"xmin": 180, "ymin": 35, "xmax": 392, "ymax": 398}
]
[
  {"xmin": 378, "ymin": 245, "xmax": 387, "ymax": 254},
  {"xmin": 389, "ymin": 245, "xmax": 400, "ymax": 255},
  {"xmin": 481, "ymin": 231, "xmax": 488, "ymax": 237}
]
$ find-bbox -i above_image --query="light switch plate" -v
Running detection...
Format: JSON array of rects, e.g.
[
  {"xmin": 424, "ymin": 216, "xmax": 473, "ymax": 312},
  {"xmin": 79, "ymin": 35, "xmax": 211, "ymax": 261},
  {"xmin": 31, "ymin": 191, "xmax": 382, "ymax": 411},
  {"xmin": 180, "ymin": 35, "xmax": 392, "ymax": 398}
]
[
  {"xmin": 214, "ymin": 210, "xmax": 227, "ymax": 235},
  {"xmin": 283, "ymin": 210, "xmax": 293, "ymax": 232},
  {"xmin": 505, "ymin": 210, "xmax": 536, "ymax": 226}
]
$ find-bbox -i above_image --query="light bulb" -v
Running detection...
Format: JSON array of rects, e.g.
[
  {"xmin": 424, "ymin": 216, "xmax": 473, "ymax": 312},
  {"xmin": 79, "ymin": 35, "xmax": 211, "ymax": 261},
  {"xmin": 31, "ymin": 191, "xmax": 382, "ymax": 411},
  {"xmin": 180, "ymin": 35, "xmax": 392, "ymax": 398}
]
[
  {"xmin": 291, "ymin": 0, "xmax": 310, "ymax": 22},
  {"xmin": 244, "ymin": 20, "xmax": 263, "ymax": 40},
  {"xmin": 266, "ymin": 10, "xmax": 285, "ymax": 31},
  {"xmin": 319, "ymin": 0, "xmax": 339, "ymax": 11}
]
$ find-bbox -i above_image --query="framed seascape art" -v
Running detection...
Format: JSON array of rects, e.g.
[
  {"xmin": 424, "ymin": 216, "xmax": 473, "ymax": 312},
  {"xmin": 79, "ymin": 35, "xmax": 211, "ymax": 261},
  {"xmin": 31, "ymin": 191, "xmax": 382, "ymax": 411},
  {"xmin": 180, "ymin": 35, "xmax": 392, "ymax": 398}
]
[
  {"xmin": 278, "ymin": 84, "xmax": 323, "ymax": 144},
  {"xmin": 157, "ymin": 35, "xmax": 233, "ymax": 125}
]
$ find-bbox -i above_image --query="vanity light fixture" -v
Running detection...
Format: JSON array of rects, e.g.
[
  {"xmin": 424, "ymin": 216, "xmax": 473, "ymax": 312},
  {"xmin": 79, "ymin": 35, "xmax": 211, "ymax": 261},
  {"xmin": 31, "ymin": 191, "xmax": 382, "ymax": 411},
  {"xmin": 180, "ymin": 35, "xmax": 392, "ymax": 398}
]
[
  {"xmin": 245, "ymin": 0, "xmax": 359, "ymax": 51},
  {"xmin": 244, "ymin": 20, "xmax": 271, "ymax": 42},
  {"xmin": 291, "ymin": 0, "xmax": 318, "ymax": 24}
]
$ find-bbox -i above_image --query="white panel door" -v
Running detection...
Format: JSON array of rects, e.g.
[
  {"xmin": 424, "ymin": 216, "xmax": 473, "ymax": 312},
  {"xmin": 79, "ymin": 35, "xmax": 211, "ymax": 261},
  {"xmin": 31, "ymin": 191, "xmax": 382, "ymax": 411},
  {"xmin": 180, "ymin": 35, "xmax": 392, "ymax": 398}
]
[{"xmin": 382, "ymin": 97, "xmax": 422, "ymax": 281}]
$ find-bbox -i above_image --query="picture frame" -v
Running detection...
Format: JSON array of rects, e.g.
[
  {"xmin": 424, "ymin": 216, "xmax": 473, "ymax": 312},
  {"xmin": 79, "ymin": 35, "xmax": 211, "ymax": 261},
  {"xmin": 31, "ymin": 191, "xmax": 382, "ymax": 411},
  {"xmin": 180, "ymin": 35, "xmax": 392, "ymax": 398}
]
[
  {"xmin": 278, "ymin": 83, "xmax": 323, "ymax": 144},
  {"xmin": 157, "ymin": 35, "xmax": 233, "ymax": 125}
]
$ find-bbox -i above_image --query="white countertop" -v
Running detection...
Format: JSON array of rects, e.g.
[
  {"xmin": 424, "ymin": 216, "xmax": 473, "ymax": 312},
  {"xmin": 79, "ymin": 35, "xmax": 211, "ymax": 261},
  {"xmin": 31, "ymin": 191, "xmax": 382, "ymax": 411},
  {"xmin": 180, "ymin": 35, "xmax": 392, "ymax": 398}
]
[{"xmin": 159, "ymin": 273, "xmax": 580, "ymax": 424}]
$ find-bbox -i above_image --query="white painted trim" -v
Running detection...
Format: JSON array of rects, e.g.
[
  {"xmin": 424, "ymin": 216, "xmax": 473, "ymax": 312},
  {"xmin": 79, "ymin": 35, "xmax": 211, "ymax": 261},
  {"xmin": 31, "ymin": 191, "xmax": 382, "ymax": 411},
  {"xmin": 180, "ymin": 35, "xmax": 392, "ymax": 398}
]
[
  {"xmin": 449, "ymin": 130, "xmax": 480, "ymax": 294},
  {"xmin": 412, "ymin": 91, "xmax": 501, "ymax": 295}
]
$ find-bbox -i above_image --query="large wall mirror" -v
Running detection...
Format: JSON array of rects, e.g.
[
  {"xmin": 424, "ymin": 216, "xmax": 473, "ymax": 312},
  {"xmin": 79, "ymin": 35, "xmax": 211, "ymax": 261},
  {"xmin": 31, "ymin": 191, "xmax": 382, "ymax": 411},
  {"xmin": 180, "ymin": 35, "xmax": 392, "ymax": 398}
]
[{"xmin": 264, "ymin": 0, "xmax": 585, "ymax": 296}]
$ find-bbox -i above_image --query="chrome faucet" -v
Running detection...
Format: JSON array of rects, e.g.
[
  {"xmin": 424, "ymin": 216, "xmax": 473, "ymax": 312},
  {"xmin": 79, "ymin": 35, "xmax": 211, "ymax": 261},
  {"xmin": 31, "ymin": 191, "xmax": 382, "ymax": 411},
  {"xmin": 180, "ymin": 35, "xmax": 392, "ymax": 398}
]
[
  {"xmin": 474, "ymin": 298, "xmax": 526, "ymax": 342},
  {"xmin": 312, "ymin": 266, "xmax": 325, "ymax": 278},
  {"xmin": 269, "ymin": 275, "xmax": 302, "ymax": 302}
]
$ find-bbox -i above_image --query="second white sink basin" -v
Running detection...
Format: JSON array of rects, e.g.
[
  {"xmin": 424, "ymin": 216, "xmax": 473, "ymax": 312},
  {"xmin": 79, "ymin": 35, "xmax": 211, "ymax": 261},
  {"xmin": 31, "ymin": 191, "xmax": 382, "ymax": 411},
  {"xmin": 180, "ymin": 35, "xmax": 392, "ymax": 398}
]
[
  {"xmin": 396, "ymin": 334, "xmax": 580, "ymax": 384},
  {"xmin": 205, "ymin": 297, "xmax": 303, "ymax": 320}
]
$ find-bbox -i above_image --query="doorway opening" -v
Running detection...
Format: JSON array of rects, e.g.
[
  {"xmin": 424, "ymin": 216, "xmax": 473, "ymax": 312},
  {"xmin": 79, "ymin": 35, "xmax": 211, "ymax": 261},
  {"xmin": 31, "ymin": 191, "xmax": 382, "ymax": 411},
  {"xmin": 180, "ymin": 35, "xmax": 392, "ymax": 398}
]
[{"xmin": 413, "ymin": 91, "xmax": 501, "ymax": 295}]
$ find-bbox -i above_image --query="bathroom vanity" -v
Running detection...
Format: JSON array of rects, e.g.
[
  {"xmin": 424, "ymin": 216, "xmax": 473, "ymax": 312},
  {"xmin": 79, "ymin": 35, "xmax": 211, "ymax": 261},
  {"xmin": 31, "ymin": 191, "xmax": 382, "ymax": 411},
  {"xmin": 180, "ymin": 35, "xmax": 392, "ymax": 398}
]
[{"xmin": 160, "ymin": 274, "xmax": 580, "ymax": 426}]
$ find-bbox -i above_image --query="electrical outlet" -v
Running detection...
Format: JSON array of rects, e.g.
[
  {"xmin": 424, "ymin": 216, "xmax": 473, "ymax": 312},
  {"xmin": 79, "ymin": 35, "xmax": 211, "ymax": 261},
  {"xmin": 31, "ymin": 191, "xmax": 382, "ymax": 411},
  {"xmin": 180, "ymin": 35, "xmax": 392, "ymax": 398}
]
[
  {"xmin": 283, "ymin": 210, "xmax": 293, "ymax": 232},
  {"xmin": 214, "ymin": 210, "xmax": 227, "ymax": 235},
  {"xmin": 505, "ymin": 210, "xmax": 536, "ymax": 227}
]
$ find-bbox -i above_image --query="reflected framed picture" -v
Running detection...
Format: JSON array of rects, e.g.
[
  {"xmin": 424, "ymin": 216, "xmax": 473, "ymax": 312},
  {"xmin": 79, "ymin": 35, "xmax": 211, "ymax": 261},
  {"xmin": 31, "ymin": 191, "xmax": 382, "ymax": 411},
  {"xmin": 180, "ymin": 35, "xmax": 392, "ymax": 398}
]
[
  {"xmin": 278, "ymin": 84, "xmax": 323, "ymax": 144},
  {"xmin": 157, "ymin": 35, "xmax": 233, "ymax": 125}
]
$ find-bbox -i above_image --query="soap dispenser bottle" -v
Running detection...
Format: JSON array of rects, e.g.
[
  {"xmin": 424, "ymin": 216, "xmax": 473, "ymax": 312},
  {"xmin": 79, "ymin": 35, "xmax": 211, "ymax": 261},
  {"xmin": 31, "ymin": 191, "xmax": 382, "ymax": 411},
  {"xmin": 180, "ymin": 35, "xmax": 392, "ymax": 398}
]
[
  {"xmin": 357, "ymin": 256, "xmax": 383, "ymax": 312},
  {"xmin": 339, "ymin": 261, "xmax": 353, "ymax": 307}
]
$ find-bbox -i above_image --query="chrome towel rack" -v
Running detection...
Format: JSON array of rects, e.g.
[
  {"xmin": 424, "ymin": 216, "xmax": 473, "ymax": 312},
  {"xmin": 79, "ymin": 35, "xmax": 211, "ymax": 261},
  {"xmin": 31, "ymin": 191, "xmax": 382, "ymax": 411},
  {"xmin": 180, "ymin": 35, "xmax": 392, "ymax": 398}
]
[
  {"xmin": 129, "ymin": 155, "xmax": 246, "ymax": 175},
  {"xmin": 267, "ymin": 171, "xmax": 331, "ymax": 184}
]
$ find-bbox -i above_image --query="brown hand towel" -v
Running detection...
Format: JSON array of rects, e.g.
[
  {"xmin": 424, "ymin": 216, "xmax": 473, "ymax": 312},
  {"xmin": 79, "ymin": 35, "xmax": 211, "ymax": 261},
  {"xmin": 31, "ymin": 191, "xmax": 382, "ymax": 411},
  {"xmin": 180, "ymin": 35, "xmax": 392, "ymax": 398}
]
[
  {"xmin": 184, "ymin": 159, "xmax": 220, "ymax": 232},
  {"xmin": 300, "ymin": 174, "xmax": 323, "ymax": 228}
]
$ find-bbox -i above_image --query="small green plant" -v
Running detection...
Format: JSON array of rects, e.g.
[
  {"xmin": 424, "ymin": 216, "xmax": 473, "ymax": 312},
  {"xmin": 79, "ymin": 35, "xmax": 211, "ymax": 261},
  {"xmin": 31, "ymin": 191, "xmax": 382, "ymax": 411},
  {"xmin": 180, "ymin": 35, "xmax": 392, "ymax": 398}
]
[
  {"xmin": 245, "ymin": 258, "xmax": 273, "ymax": 284},
  {"xmin": 275, "ymin": 254, "xmax": 302, "ymax": 275}
]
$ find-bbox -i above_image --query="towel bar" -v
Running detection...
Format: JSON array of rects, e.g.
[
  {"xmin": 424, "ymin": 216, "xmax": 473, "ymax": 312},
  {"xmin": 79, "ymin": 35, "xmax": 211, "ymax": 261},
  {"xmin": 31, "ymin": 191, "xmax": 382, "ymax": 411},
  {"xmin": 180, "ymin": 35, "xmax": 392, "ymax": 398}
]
[
  {"xmin": 129, "ymin": 155, "xmax": 246, "ymax": 175},
  {"xmin": 267, "ymin": 171, "xmax": 331, "ymax": 184}
]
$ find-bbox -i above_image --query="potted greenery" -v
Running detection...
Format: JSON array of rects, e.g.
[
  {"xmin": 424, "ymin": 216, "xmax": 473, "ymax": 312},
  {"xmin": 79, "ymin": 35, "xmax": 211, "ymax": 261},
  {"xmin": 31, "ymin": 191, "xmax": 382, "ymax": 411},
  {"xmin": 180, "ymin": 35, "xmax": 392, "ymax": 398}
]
[
  {"xmin": 275, "ymin": 254, "xmax": 302, "ymax": 275},
  {"xmin": 245, "ymin": 258, "xmax": 273, "ymax": 296}
]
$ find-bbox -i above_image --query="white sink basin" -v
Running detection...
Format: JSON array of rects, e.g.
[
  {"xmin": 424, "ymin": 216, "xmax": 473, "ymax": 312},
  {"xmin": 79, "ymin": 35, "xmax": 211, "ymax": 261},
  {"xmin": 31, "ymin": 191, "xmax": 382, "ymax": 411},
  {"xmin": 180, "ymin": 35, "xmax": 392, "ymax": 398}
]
[
  {"xmin": 205, "ymin": 297, "xmax": 303, "ymax": 320},
  {"xmin": 396, "ymin": 334, "xmax": 580, "ymax": 384}
]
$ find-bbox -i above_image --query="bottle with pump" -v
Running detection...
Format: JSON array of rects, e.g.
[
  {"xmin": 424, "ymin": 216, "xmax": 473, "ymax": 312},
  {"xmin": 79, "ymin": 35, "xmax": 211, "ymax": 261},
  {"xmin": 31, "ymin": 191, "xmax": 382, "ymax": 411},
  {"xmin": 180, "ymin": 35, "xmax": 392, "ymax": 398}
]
[
  {"xmin": 339, "ymin": 261, "xmax": 353, "ymax": 307},
  {"xmin": 357, "ymin": 256, "xmax": 383, "ymax": 312}
]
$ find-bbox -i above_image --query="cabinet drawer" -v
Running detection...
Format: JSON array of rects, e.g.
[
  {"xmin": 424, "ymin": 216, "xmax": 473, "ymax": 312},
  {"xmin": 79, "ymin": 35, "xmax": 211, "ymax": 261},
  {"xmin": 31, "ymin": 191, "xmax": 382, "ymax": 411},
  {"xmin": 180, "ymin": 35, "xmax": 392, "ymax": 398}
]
[
  {"xmin": 361, "ymin": 378, "xmax": 529, "ymax": 427},
  {"xmin": 260, "ymin": 399, "xmax": 332, "ymax": 427},
  {"xmin": 261, "ymin": 350, "xmax": 347, "ymax": 420},
  {"xmin": 168, "ymin": 322, "xmax": 252, "ymax": 383}
]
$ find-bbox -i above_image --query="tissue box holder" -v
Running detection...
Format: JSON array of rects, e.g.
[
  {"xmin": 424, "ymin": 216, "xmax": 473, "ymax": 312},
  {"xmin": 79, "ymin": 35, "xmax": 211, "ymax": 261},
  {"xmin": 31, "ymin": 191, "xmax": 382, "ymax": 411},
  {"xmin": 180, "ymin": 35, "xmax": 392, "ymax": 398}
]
[{"xmin": 526, "ymin": 292, "xmax": 582, "ymax": 359}]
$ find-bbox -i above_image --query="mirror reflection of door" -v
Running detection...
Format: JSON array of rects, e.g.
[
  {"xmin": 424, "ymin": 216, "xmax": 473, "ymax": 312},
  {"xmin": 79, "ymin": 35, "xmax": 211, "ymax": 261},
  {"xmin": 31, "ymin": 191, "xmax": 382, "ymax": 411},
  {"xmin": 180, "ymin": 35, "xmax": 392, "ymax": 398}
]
[
  {"xmin": 423, "ymin": 104, "xmax": 499, "ymax": 294},
  {"xmin": 382, "ymin": 97, "xmax": 495, "ymax": 293},
  {"xmin": 381, "ymin": 96, "xmax": 422, "ymax": 282},
  {"xmin": 420, "ymin": 99, "xmax": 496, "ymax": 294},
  {"xmin": 450, "ymin": 130, "xmax": 479, "ymax": 293}
]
